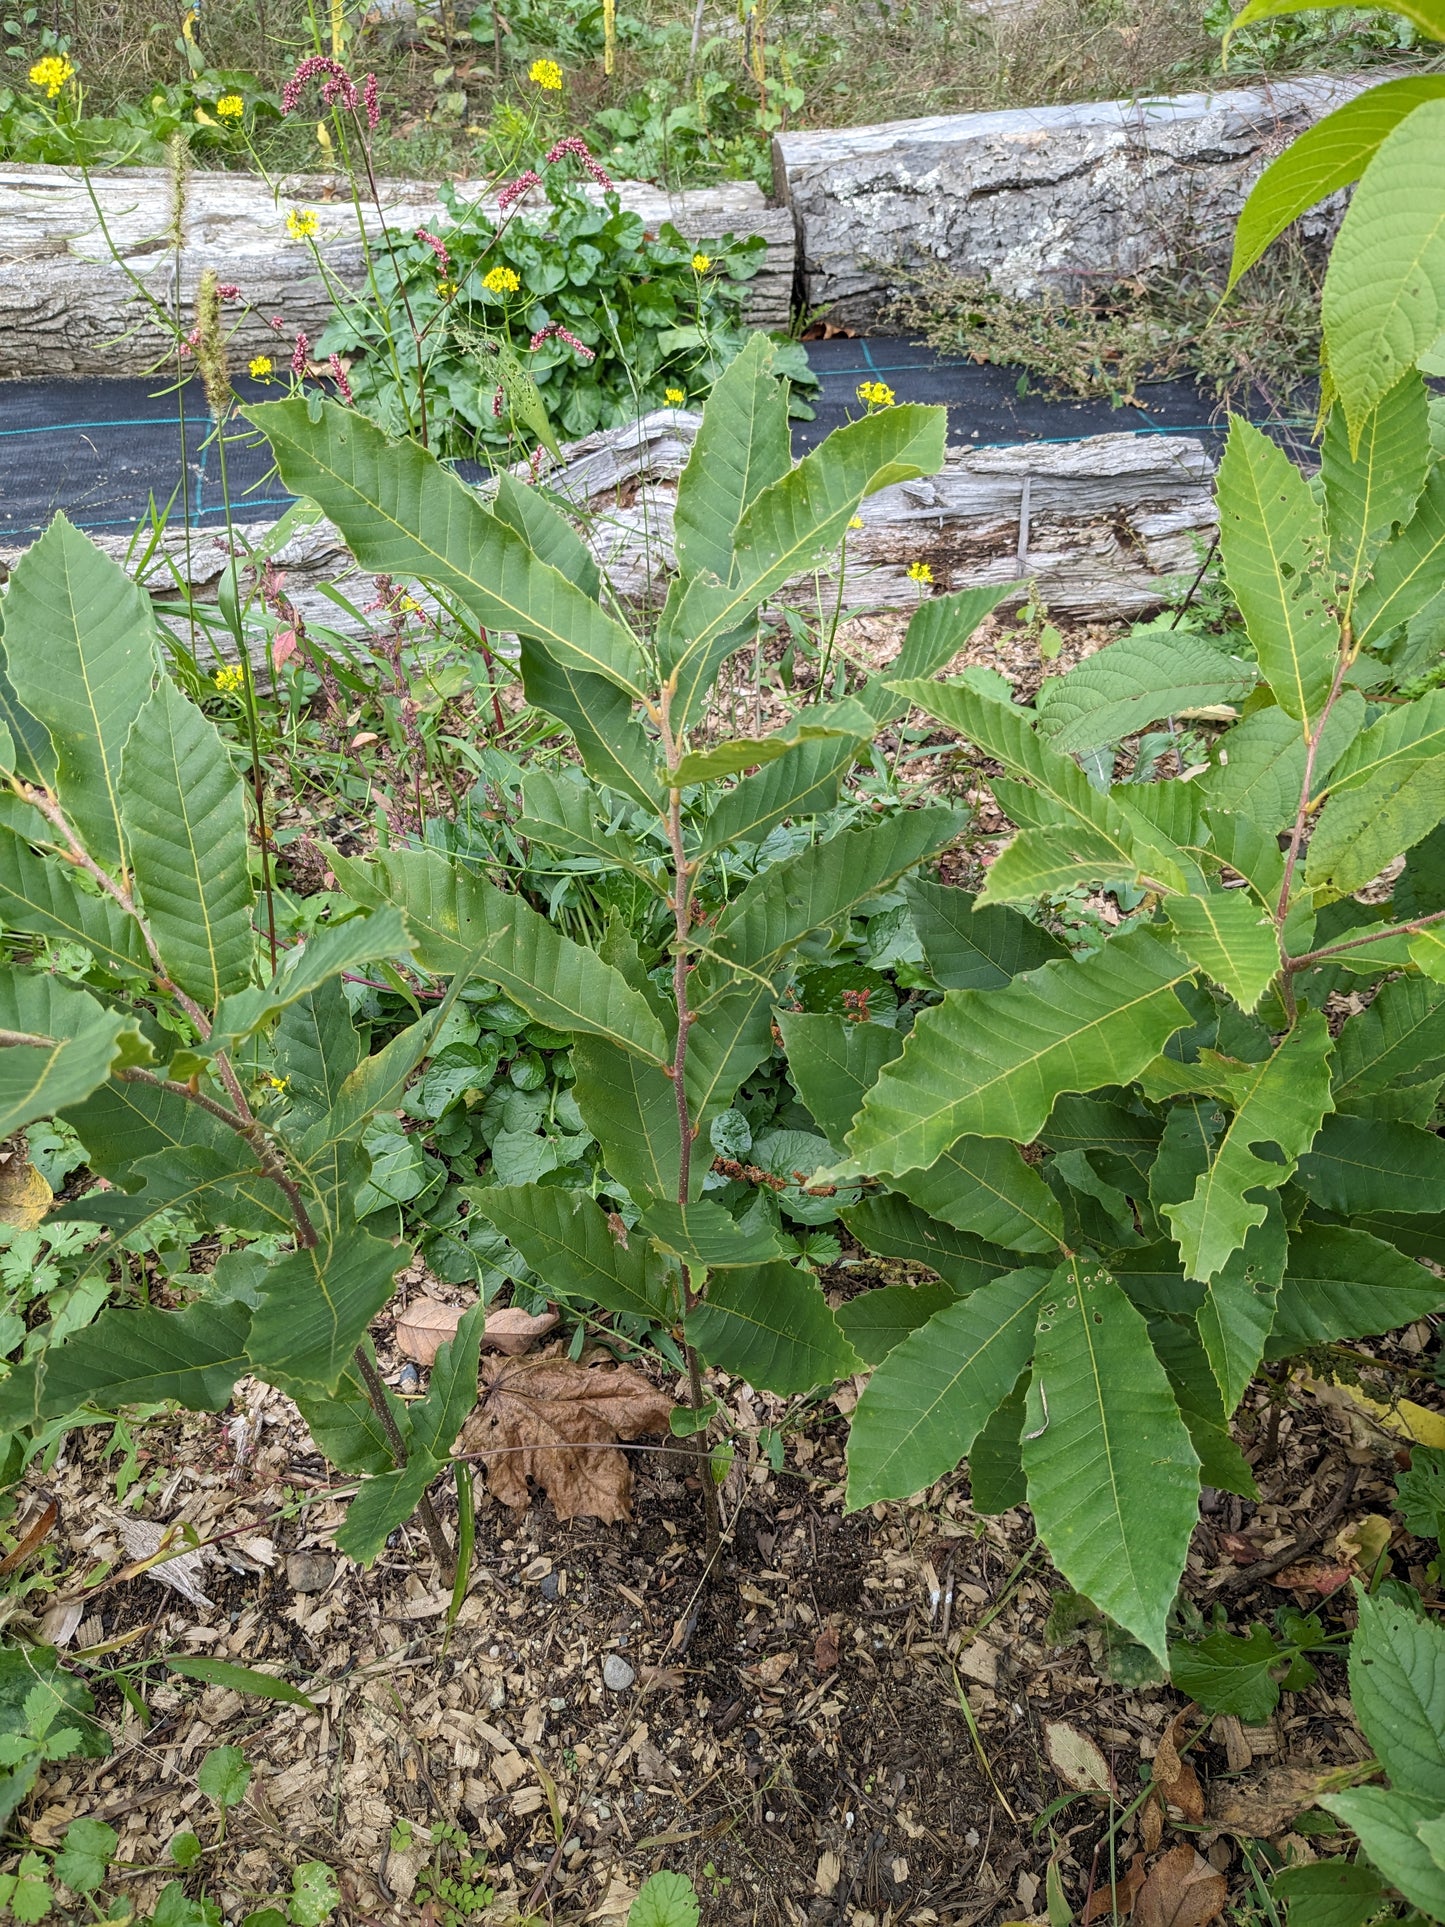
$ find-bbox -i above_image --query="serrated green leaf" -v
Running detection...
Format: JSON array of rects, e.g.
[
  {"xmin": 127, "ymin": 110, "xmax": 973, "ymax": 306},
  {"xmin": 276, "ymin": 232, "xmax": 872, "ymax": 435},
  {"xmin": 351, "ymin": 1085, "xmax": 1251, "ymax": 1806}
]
[
  {"xmin": 1323, "ymin": 98, "xmax": 1445, "ymax": 445},
  {"xmin": 1158, "ymin": 1011, "xmax": 1334, "ymax": 1282},
  {"xmin": 1323, "ymin": 373, "xmax": 1433, "ymax": 609},
  {"xmin": 1228, "ymin": 76, "xmax": 1445, "ymax": 292},
  {"xmin": 1297, "ymin": 1111, "xmax": 1445, "ymax": 1214},
  {"xmin": 490, "ymin": 470, "xmax": 600, "ymax": 599},
  {"xmin": 1035, "ymin": 630, "xmax": 1255, "ymax": 753},
  {"xmin": 1346, "ymin": 1589, "xmax": 1445, "ymax": 1799},
  {"xmin": 48, "ymin": 1141, "xmax": 292, "ymax": 1241},
  {"xmin": 890, "ymin": 677, "xmax": 1189, "ymax": 892},
  {"xmin": 841, "ymin": 1192, "xmax": 1017, "ymax": 1291},
  {"xmin": 705, "ymin": 807, "xmax": 962, "ymax": 982},
  {"xmin": 683, "ymin": 979, "xmax": 775, "ymax": 1143},
  {"xmin": 857, "ymin": 585, "xmax": 1020, "ymax": 725},
  {"xmin": 209, "ymin": 910, "xmax": 408, "ymax": 1057},
  {"xmin": 661, "ymin": 405, "xmax": 948, "ymax": 729},
  {"xmin": 294, "ymin": 1347, "xmax": 405, "ymax": 1475},
  {"xmin": 0, "ymin": 1297, "xmax": 251, "ymax": 1428},
  {"xmin": 1164, "ymin": 890, "xmax": 1281, "ymax": 1013},
  {"xmin": 1320, "ymin": 1788, "xmax": 1445, "ymax": 1919},
  {"xmin": 1270, "ymin": 1858, "xmax": 1392, "ymax": 1927},
  {"xmin": 894, "ymin": 1135, "xmax": 1064, "ymax": 1254},
  {"xmin": 1196, "ymin": 1198, "xmax": 1287, "ymax": 1414},
  {"xmin": 246, "ymin": 1222, "xmax": 407, "ymax": 1395},
  {"xmin": 1216, "ymin": 418, "xmax": 1339, "ymax": 732},
  {"xmin": 119, "ymin": 677, "xmax": 255, "ymax": 1010},
  {"xmin": 630, "ymin": 1869, "xmax": 701, "ymax": 1927},
  {"xmin": 0, "ymin": 830, "xmax": 148, "ymax": 977},
  {"xmin": 686, "ymin": 1261, "xmax": 859, "ymax": 1393},
  {"xmin": 847, "ymin": 923, "xmax": 1191, "ymax": 1177},
  {"xmin": 776, "ymin": 1011, "xmax": 903, "ymax": 1153},
  {"xmin": 977, "ymin": 827, "xmax": 1150, "ymax": 907},
  {"xmin": 1333, "ymin": 974, "xmax": 1445, "ymax": 1105},
  {"xmin": 0, "ymin": 973, "xmax": 149, "ymax": 1138},
  {"xmin": 247, "ymin": 399, "xmax": 649, "ymax": 697},
  {"xmin": 969, "ymin": 1375, "xmax": 1029, "ymax": 1514},
  {"xmin": 0, "ymin": 514, "xmax": 158, "ymax": 869},
  {"xmin": 329, "ymin": 846, "xmax": 668, "ymax": 1064},
  {"xmin": 1022, "ymin": 1258, "xmax": 1199, "ymax": 1663},
  {"xmin": 1196, "ymin": 695, "xmax": 1365, "ymax": 833},
  {"xmin": 671, "ymin": 700, "xmax": 875, "ymax": 787},
  {"xmin": 1147, "ymin": 1317, "xmax": 1258, "ymax": 1497},
  {"xmin": 1168, "ymin": 1622, "xmax": 1288, "ymax": 1721},
  {"xmin": 514, "ymin": 771, "xmax": 655, "ymax": 880},
  {"xmin": 835, "ymin": 1281, "xmax": 960, "ymax": 1365},
  {"xmin": 571, "ymin": 1034, "xmax": 684, "ymax": 1203},
  {"xmin": 518, "ymin": 639, "xmax": 663, "ymax": 813},
  {"xmin": 638, "ymin": 1199, "xmax": 789, "ymax": 1268},
  {"xmin": 1355, "ymin": 466, "xmax": 1445, "ymax": 652},
  {"xmin": 275, "ymin": 979, "xmax": 364, "ymax": 1126},
  {"xmin": 1268, "ymin": 1223, "xmax": 1445, "ymax": 1354},
  {"xmin": 474, "ymin": 1184, "xmax": 672, "ymax": 1320},
  {"xmin": 672, "ymin": 334, "xmax": 792, "ymax": 586},
  {"xmin": 696, "ymin": 720, "xmax": 870, "ymax": 855},
  {"xmin": 845, "ymin": 1267, "xmax": 1050, "ymax": 1505},
  {"xmin": 905, "ymin": 880, "xmax": 1067, "ymax": 988}
]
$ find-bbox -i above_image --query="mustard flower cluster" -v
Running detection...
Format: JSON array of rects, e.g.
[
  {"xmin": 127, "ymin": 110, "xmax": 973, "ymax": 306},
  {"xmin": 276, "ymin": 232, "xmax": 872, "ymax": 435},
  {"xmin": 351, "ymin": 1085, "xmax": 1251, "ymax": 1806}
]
[
  {"xmin": 29, "ymin": 55, "xmax": 74, "ymax": 97},
  {"xmin": 213, "ymin": 664, "xmax": 246, "ymax": 693},
  {"xmin": 529, "ymin": 58, "xmax": 563, "ymax": 90},
  {"xmin": 856, "ymin": 380, "xmax": 895, "ymax": 408},
  {"xmin": 483, "ymin": 265, "xmax": 522, "ymax": 295},
  {"xmin": 286, "ymin": 208, "xmax": 320, "ymax": 241}
]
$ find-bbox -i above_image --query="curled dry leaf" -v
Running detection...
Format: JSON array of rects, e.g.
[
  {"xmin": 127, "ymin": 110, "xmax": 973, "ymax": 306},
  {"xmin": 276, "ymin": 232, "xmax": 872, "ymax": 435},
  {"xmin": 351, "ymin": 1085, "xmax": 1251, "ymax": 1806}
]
[
  {"xmin": 1153, "ymin": 1712, "xmax": 1205, "ymax": 1824},
  {"xmin": 1272, "ymin": 1559, "xmax": 1354, "ymax": 1597},
  {"xmin": 1044, "ymin": 1720, "xmax": 1114, "ymax": 1795},
  {"xmin": 1083, "ymin": 1853, "xmax": 1147, "ymax": 1923},
  {"xmin": 395, "ymin": 1299, "xmax": 559, "ymax": 1365},
  {"xmin": 0, "ymin": 1141, "xmax": 52, "ymax": 1231},
  {"xmin": 460, "ymin": 1348, "xmax": 674, "ymax": 1523},
  {"xmin": 1133, "ymin": 1847, "xmax": 1227, "ymax": 1927},
  {"xmin": 813, "ymin": 1625, "xmax": 841, "ymax": 1675},
  {"xmin": 1207, "ymin": 1764, "xmax": 1332, "ymax": 1838}
]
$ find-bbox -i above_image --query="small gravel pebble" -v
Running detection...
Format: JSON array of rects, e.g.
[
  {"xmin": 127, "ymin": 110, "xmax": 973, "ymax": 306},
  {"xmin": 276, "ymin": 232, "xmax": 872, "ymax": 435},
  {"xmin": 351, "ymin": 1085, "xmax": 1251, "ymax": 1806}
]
[
  {"xmin": 602, "ymin": 1654, "xmax": 635, "ymax": 1692},
  {"xmin": 286, "ymin": 1552, "xmax": 335, "ymax": 1594},
  {"xmin": 540, "ymin": 1573, "xmax": 559, "ymax": 1600}
]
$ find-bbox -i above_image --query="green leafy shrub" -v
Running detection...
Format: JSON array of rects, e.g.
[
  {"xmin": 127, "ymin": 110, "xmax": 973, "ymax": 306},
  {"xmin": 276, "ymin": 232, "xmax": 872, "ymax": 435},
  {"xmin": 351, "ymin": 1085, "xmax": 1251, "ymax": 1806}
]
[{"xmin": 316, "ymin": 162, "xmax": 813, "ymax": 456}]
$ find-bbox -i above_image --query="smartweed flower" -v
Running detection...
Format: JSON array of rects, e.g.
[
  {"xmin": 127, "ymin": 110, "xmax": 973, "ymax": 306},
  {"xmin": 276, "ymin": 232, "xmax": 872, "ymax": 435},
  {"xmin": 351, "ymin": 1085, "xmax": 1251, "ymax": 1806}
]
[
  {"xmin": 415, "ymin": 226, "xmax": 450, "ymax": 272},
  {"xmin": 497, "ymin": 170, "xmax": 541, "ymax": 214},
  {"xmin": 529, "ymin": 323, "xmax": 595, "ymax": 361},
  {"xmin": 29, "ymin": 55, "xmax": 74, "ymax": 97},
  {"xmin": 286, "ymin": 208, "xmax": 320, "ymax": 241},
  {"xmin": 328, "ymin": 353, "xmax": 354, "ymax": 404},
  {"xmin": 291, "ymin": 330, "xmax": 310, "ymax": 375},
  {"xmin": 529, "ymin": 58, "xmax": 563, "ymax": 90},
  {"xmin": 544, "ymin": 136, "xmax": 613, "ymax": 189}
]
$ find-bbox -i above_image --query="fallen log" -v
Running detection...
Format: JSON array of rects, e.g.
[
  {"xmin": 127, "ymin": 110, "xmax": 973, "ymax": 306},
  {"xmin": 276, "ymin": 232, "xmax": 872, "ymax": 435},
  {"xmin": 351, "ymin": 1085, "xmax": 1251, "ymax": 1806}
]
[
  {"xmin": 0, "ymin": 411, "xmax": 1217, "ymax": 643},
  {"xmin": 0, "ymin": 165, "xmax": 793, "ymax": 376},
  {"xmin": 772, "ymin": 75, "xmax": 1379, "ymax": 325}
]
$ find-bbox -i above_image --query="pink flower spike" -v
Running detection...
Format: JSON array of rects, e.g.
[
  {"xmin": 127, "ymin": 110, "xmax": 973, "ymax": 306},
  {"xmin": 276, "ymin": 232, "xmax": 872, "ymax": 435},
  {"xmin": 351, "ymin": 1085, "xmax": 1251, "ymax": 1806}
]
[
  {"xmin": 544, "ymin": 136, "xmax": 613, "ymax": 189},
  {"xmin": 328, "ymin": 352, "xmax": 354, "ymax": 404},
  {"xmin": 491, "ymin": 385, "xmax": 505, "ymax": 419},
  {"xmin": 496, "ymin": 169, "xmax": 541, "ymax": 216},
  {"xmin": 269, "ymin": 315, "xmax": 286, "ymax": 331},
  {"xmin": 216, "ymin": 282, "xmax": 241, "ymax": 299},
  {"xmin": 529, "ymin": 321, "xmax": 595, "ymax": 362},
  {"xmin": 282, "ymin": 54, "xmax": 358, "ymax": 115},
  {"xmin": 414, "ymin": 226, "xmax": 450, "ymax": 272},
  {"xmin": 291, "ymin": 330, "xmax": 310, "ymax": 375},
  {"xmin": 363, "ymin": 73, "xmax": 380, "ymax": 129}
]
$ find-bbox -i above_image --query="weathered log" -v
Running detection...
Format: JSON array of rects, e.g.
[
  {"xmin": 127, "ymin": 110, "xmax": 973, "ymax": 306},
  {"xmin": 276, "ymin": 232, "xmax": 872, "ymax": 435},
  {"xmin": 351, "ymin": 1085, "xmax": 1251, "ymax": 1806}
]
[
  {"xmin": 0, "ymin": 165, "xmax": 793, "ymax": 376},
  {"xmin": 772, "ymin": 75, "xmax": 1379, "ymax": 324},
  {"xmin": 0, "ymin": 411, "xmax": 1216, "ymax": 642}
]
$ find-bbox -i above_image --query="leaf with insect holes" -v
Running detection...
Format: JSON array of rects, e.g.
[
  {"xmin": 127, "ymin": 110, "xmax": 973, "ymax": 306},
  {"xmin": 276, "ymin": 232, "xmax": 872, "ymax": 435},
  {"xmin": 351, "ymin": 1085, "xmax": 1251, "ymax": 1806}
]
[{"xmin": 460, "ymin": 1349, "xmax": 675, "ymax": 1522}]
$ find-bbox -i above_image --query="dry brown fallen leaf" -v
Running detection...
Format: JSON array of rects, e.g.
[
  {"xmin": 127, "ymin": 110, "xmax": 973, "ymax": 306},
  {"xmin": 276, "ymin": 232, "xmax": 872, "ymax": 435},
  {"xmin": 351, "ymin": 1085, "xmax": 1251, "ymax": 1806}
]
[
  {"xmin": 394, "ymin": 1299, "xmax": 559, "ymax": 1365},
  {"xmin": 1133, "ymin": 1847, "xmax": 1227, "ymax": 1927},
  {"xmin": 1207, "ymin": 1764, "xmax": 1333, "ymax": 1837},
  {"xmin": 1083, "ymin": 1853, "xmax": 1147, "ymax": 1923},
  {"xmin": 0, "ymin": 1141, "xmax": 52, "ymax": 1231},
  {"xmin": 1153, "ymin": 1712, "xmax": 1205, "ymax": 1824},
  {"xmin": 460, "ymin": 1347, "xmax": 674, "ymax": 1522},
  {"xmin": 814, "ymin": 1625, "xmax": 841, "ymax": 1675},
  {"xmin": 1044, "ymin": 1719, "xmax": 1114, "ymax": 1795}
]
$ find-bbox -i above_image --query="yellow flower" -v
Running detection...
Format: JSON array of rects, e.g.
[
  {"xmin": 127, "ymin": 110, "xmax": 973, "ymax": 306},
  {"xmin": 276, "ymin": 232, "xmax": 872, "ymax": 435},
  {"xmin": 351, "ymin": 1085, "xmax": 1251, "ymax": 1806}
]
[
  {"xmin": 691, "ymin": 252, "xmax": 712, "ymax": 274},
  {"xmin": 436, "ymin": 279, "xmax": 458, "ymax": 299},
  {"xmin": 907, "ymin": 560, "xmax": 933, "ymax": 585},
  {"xmin": 397, "ymin": 594, "xmax": 422, "ymax": 613},
  {"xmin": 848, "ymin": 515, "xmax": 863, "ymax": 530},
  {"xmin": 248, "ymin": 355, "xmax": 274, "ymax": 380},
  {"xmin": 213, "ymin": 663, "xmax": 246, "ymax": 693},
  {"xmin": 482, "ymin": 264, "xmax": 521, "ymax": 294},
  {"xmin": 266, "ymin": 1074, "xmax": 289, "ymax": 1091},
  {"xmin": 28, "ymin": 54, "xmax": 74, "ymax": 98},
  {"xmin": 286, "ymin": 208, "xmax": 320, "ymax": 241},
  {"xmin": 529, "ymin": 57, "xmax": 563, "ymax": 90},
  {"xmin": 855, "ymin": 379, "xmax": 895, "ymax": 408},
  {"xmin": 664, "ymin": 385, "xmax": 686, "ymax": 406},
  {"xmin": 216, "ymin": 93, "xmax": 244, "ymax": 119}
]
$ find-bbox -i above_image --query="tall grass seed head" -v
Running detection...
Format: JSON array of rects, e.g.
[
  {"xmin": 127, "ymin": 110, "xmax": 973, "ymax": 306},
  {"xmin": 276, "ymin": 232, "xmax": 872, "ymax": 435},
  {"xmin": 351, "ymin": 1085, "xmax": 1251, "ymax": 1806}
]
[
  {"xmin": 28, "ymin": 54, "xmax": 74, "ymax": 97},
  {"xmin": 194, "ymin": 268, "xmax": 232, "ymax": 419}
]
